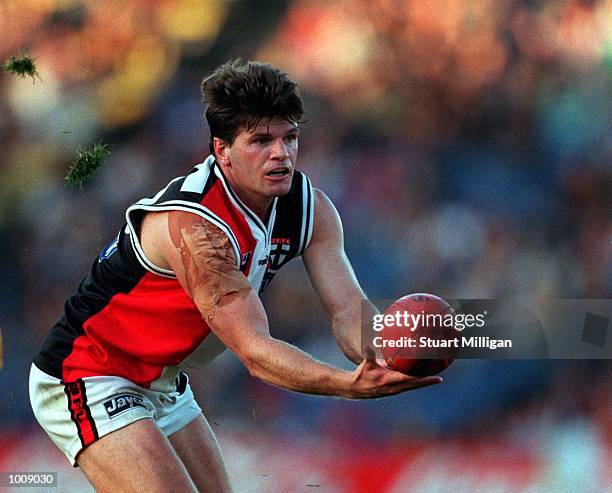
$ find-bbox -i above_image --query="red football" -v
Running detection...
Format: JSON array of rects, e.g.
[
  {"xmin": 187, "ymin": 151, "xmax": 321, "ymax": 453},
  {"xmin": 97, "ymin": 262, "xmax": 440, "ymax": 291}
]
[{"xmin": 380, "ymin": 293, "xmax": 458, "ymax": 377}]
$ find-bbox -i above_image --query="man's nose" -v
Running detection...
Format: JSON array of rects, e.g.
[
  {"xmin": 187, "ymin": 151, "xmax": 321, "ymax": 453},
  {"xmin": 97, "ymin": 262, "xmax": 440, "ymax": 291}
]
[{"xmin": 270, "ymin": 139, "xmax": 289, "ymax": 160}]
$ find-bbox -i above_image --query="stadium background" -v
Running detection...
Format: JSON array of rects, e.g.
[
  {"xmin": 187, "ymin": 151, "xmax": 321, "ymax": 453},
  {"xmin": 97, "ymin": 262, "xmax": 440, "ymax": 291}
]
[{"xmin": 0, "ymin": 0, "xmax": 610, "ymax": 491}]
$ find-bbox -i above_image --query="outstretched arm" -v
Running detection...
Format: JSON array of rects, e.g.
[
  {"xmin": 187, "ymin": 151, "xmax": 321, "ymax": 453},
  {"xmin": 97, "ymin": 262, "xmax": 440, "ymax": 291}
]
[
  {"xmin": 144, "ymin": 209, "xmax": 441, "ymax": 399},
  {"xmin": 302, "ymin": 189, "xmax": 377, "ymax": 365}
]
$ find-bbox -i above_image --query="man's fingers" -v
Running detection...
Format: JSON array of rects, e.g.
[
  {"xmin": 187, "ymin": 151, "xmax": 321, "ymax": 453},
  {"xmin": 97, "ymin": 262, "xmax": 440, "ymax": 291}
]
[
  {"xmin": 385, "ymin": 373, "xmax": 443, "ymax": 390},
  {"xmin": 404, "ymin": 375, "xmax": 443, "ymax": 389},
  {"xmin": 420, "ymin": 375, "xmax": 443, "ymax": 385}
]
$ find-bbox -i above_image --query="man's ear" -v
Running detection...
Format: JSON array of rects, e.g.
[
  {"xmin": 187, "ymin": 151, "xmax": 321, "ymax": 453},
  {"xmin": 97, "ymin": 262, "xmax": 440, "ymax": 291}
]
[{"xmin": 213, "ymin": 137, "xmax": 231, "ymax": 167}]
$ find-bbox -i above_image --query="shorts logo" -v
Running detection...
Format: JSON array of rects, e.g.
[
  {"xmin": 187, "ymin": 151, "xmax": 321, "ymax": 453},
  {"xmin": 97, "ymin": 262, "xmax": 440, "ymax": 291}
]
[{"xmin": 104, "ymin": 394, "xmax": 146, "ymax": 418}]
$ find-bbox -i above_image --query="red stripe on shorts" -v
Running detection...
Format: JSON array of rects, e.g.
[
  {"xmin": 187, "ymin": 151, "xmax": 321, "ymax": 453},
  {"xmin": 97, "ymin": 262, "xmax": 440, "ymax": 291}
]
[{"xmin": 63, "ymin": 379, "xmax": 99, "ymax": 448}]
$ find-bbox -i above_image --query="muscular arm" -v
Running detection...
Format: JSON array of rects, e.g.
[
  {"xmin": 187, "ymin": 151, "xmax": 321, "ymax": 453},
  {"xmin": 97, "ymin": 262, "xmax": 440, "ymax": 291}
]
[
  {"xmin": 302, "ymin": 189, "xmax": 376, "ymax": 364},
  {"xmin": 142, "ymin": 210, "xmax": 441, "ymax": 399}
]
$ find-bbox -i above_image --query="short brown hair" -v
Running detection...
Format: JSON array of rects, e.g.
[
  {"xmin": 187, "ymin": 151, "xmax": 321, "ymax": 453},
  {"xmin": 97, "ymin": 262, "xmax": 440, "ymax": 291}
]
[{"xmin": 201, "ymin": 60, "xmax": 304, "ymax": 155}]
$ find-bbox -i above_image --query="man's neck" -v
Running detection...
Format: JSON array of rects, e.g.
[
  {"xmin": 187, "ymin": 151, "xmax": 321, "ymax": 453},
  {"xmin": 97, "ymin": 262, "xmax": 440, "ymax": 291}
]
[
  {"xmin": 231, "ymin": 185, "xmax": 273, "ymax": 223},
  {"xmin": 216, "ymin": 163, "xmax": 272, "ymax": 222}
]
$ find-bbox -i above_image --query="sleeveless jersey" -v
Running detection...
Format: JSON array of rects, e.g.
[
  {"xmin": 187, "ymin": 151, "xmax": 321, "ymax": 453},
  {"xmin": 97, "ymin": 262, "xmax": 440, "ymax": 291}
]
[{"xmin": 34, "ymin": 156, "xmax": 314, "ymax": 388}]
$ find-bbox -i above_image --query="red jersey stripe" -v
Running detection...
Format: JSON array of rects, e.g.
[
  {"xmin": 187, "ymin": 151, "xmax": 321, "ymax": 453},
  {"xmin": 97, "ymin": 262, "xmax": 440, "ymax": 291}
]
[{"xmin": 201, "ymin": 180, "xmax": 257, "ymax": 274}]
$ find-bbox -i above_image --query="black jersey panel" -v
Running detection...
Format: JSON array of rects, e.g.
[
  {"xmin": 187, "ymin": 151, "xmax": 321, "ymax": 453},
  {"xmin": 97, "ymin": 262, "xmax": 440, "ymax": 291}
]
[
  {"xmin": 260, "ymin": 171, "xmax": 311, "ymax": 293},
  {"xmin": 33, "ymin": 229, "xmax": 146, "ymax": 378}
]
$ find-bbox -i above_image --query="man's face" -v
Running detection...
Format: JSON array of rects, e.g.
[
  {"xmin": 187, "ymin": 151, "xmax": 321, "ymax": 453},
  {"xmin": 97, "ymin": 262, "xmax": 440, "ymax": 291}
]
[{"xmin": 216, "ymin": 117, "xmax": 299, "ymax": 211}]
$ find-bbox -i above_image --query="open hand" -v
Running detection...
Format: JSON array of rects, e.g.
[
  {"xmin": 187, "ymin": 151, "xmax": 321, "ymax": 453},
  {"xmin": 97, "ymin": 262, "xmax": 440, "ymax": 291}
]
[{"xmin": 347, "ymin": 347, "xmax": 442, "ymax": 399}]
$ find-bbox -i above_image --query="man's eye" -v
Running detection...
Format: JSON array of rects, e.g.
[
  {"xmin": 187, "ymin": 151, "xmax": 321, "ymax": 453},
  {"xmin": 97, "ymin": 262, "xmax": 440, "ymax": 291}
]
[
  {"xmin": 285, "ymin": 134, "xmax": 298, "ymax": 142},
  {"xmin": 254, "ymin": 138, "xmax": 270, "ymax": 144}
]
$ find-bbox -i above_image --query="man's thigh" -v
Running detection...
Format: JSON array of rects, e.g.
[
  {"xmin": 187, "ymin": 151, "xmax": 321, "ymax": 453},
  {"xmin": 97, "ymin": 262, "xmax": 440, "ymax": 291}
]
[
  {"xmin": 169, "ymin": 414, "xmax": 232, "ymax": 493},
  {"xmin": 77, "ymin": 418, "xmax": 198, "ymax": 493}
]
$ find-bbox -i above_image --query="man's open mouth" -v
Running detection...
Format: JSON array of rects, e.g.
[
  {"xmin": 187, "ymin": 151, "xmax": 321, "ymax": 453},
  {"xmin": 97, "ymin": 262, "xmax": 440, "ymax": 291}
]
[{"xmin": 266, "ymin": 168, "xmax": 291, "ymax": 177}]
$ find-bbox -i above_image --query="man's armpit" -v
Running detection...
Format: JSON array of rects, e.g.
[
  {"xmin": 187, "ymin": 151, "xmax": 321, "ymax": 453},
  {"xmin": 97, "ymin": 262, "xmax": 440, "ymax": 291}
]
[{"xmin": 168, "ymin": 213, "xmax": 251, "ymax": 322}]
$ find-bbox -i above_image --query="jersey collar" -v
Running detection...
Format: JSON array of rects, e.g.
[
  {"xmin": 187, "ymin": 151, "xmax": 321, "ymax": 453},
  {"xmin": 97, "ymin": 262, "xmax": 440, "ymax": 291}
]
[{"xmin": 210, "ymin": 158, "xmax": 278, "ymax": 237}]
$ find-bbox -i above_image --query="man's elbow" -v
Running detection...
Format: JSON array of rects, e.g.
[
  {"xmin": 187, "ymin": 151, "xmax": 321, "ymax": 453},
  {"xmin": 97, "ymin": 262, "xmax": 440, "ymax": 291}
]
[
  {"xmin": 330, "ymin": 323, "xmax": 361, "ymax": 362},
  {"xmin": 340, "ymin": 345, "xmax": 363, "ymax": 365},
  {"xmin": 232, "ymin": 335, "xmax": 273, "ymax": 380},
  {"xmin": 240, "ymin": 351, "xmax": 261, "ymax": 378}
]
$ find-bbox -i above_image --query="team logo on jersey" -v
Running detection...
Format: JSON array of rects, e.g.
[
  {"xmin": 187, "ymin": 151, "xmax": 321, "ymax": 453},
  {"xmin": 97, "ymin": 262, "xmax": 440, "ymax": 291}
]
[
  {"xmin": 272, "ymin": 238, "xmax": 291, "ymax": 245},
  {"xmin": 259, "ymin": 238, "xmax": 293, "ymax": 293},
  {"xmin": 269, "ymin": 240, "xmax": 292, "ymax": 269},
  {"xmin": 103, "ymin": 393, "xmax": 146, "ymax": 418},
  {"xmin": 99, "ymin": 233, "xmax": 120, "ymax": 262}
]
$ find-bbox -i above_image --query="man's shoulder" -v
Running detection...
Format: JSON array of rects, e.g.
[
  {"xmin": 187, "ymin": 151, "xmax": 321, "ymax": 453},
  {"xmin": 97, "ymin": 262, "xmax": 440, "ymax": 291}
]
[
  {"xmin": 133, "ymin": 157, "xmax": 217, "ymax": 209},
  {"xmin": 304, "ymin": 188, "xmax": 343, "ymax": 250}
]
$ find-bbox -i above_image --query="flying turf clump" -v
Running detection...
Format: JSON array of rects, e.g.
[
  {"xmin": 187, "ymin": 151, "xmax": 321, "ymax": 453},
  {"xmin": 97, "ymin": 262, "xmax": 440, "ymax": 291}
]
[
  {"xmin": 65, "ymin": 141, "xmax": 111, "ymax": 188},
  {"xmin": 3, "ymin": 56, "xmax": 40, "ymax": 82}
]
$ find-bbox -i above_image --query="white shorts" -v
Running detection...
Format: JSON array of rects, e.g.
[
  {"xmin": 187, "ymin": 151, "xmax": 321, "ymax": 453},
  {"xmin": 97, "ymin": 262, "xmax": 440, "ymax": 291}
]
[{"xmin": 29, "ymin": 364, "xmax": 202, "ymax": 466}]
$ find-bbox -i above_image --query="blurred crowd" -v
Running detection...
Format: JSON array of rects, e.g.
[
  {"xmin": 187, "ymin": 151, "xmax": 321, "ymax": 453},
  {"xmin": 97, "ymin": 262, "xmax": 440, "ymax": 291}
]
[{"xmin": 0, "ymin": 0, "xmax": 610, "ymax": 488}]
